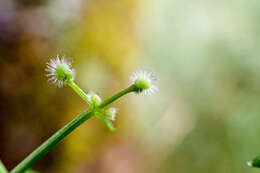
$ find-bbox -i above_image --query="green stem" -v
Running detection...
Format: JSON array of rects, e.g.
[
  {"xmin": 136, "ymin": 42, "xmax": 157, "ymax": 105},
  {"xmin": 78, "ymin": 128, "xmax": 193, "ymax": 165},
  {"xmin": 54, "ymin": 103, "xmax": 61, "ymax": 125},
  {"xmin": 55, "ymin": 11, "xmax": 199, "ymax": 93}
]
[
  {"xmin": 67, "ymin": 81, "xmax": 91, "ymax": 105},
  {"xmin": 10, "ymin": 84, "xmax": 136, "ymax": 173},
  {"xmin": 0, "ymin": 160, "xmax": 8, "ymax": 173},
  {"xmin": 99, "ymin": 85, "xmax": 136, "ymax": 108},
  {"xmin": 10, "ymin": 109, "xmax": 94, "ymax": 173}
]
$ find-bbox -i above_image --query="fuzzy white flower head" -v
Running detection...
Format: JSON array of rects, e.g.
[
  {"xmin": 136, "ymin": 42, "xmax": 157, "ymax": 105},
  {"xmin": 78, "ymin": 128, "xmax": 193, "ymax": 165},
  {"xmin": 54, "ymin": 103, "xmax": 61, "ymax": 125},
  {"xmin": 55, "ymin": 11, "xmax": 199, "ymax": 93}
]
[
  {"xmin": 45, "ymin": 55, "xmax": 75, "ymax": 87},
  {"xmin": 130, "ymin": 69, "xmax": 158, "ymax": 95},
  {"xmin": 106, "ymin": 107, "xmax": 117, "ymax": 121},
  {"xmin": 86, "ymin": 91, "xmax": 102, "ymax": 106}
]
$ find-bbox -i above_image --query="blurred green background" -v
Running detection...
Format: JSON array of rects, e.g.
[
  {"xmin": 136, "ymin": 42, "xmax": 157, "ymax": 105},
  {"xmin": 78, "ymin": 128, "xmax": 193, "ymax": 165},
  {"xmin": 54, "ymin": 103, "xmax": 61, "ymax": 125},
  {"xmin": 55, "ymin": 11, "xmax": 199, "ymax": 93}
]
[{"xmin": 1, "ymin": 0, "xmax": 260, "ymax": 172}]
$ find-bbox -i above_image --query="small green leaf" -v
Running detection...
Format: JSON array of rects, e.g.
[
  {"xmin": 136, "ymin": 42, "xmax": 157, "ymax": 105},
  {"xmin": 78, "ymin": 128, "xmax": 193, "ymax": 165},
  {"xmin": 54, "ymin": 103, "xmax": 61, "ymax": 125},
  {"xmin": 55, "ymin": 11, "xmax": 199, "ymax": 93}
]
[{"xmin": 95, "ymin": 113, "xmax": 116, "ymax": 132}]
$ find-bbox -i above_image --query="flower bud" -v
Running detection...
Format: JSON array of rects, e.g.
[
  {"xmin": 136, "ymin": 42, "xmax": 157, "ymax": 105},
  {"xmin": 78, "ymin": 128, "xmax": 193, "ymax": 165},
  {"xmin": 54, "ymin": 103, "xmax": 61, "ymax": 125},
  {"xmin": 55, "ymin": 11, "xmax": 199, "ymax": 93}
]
[
  {"xmin": 106, "ymin": 107, "xmax": 117, "ymax": 121},
  {"xmin": 86, "ymin": 92, "xmax": 102, "ymax": 106}
]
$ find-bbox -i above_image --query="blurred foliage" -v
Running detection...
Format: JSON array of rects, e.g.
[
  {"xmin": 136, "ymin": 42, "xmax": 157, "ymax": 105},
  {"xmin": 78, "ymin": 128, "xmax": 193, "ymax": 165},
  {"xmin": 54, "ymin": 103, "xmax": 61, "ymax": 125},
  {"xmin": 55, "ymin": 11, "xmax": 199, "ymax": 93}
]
[{"xmin": 1, "ymin": 0, "xmax": 260, "ymax": 172}]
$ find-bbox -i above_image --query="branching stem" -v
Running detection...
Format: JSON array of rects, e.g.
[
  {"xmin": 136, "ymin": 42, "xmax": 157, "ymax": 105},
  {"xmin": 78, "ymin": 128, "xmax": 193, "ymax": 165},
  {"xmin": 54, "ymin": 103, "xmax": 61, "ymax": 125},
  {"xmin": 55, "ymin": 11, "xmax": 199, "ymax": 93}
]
[{"xmin": 10, "ymin": 84, "xmax": 136, "ymax": 173}]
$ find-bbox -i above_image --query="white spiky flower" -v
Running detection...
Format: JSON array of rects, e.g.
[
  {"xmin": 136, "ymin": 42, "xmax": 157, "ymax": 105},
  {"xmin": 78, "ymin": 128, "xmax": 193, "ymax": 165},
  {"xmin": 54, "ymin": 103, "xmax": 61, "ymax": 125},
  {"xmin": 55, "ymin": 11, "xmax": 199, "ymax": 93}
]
[
  {"xmin": 106, "ymin": 107, "xmax": 117, "ymax": 121},
  {"xmin": 45, "ymin": 55, "xmax": 75, "ymax": 87},
  {"xmin": 130, "ymin": 69, "xmax": 158, "ymax": 95}
]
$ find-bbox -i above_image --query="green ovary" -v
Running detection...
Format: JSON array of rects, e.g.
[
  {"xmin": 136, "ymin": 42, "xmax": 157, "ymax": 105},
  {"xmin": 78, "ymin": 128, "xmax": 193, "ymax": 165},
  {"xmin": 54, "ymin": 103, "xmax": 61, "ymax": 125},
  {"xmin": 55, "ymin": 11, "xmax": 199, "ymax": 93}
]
[
  {"xmin": 55, "ymin": 64, "xmax": 73, "ymax": 82},
  {"xmin": 134, "ymin": 77, "xmax": 151, "ymax": 90}
]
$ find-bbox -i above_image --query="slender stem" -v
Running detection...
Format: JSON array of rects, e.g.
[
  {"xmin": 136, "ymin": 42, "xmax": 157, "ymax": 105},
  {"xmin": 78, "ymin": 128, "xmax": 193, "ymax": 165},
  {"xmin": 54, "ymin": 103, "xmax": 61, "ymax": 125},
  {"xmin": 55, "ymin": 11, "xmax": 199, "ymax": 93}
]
[
  {"xmin": 67, "ymin": 81, "xmax": 91, "ymax": 105},
  {"xmin": 10, "ymin": 84, "xmax": 136, "ymax": 173},
  {"xmin": 10, "ymin": 109, "xmax": 94, "ymax": 173},
  {"xmin": 99, "ymin": 85, "xmax": 136, "ymax": 108},
  {"xmin": 0, "ymin": 160, "xmax": 8, "ymax": 173}
]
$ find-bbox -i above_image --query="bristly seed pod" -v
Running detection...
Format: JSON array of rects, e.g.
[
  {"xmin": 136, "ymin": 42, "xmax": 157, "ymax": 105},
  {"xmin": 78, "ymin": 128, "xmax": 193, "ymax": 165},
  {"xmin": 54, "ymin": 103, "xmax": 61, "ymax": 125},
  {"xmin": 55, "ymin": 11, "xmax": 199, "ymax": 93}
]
[
  {"xmin": 45, "ymin": 55, "xmax": 75, "ymax": 87},
  {"xmin": 130, "ymin": 69, "xmax": 158, "ymax": 95}
]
